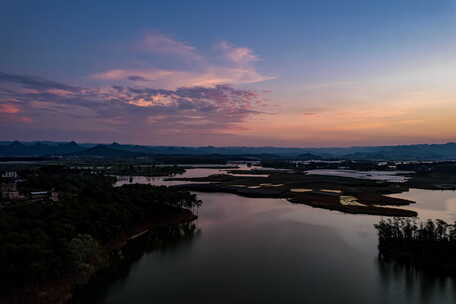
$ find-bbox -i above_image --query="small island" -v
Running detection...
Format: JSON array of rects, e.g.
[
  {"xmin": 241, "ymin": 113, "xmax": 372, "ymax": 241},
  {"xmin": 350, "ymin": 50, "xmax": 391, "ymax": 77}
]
[{"xmin": 168, "ymin": 171, "xmax": 418, "ymax": 217}]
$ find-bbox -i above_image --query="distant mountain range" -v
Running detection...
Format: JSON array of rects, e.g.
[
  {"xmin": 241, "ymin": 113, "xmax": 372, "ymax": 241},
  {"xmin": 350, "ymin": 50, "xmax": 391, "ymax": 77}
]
[
  {"xmin": 69, "ymin": 145, "xmax": 146, "ymax": 158},
  {"xmin": 1, "ymin": 141, "xmax": 456, "ymax": 160},
  {"xmin": 0, "ymin": 141, "xmax": 85, "ymax": 156}
]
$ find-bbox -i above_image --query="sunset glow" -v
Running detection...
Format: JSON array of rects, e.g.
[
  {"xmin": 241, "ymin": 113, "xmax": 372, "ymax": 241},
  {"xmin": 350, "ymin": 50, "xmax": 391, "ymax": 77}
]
[{"xmin": 1, "ymin": 0, "xmax": 456, "ymax": 146}]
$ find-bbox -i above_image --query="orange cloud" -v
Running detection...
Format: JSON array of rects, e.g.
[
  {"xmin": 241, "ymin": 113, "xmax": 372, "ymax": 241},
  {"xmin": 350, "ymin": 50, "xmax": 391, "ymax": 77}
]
[
  {"xmin": 93, "ymin": 67, "xmax": 274, "ymax": 89},
  {"xmin": 0, "ymin": 104, "xmax": 21, "ymax": 113}
]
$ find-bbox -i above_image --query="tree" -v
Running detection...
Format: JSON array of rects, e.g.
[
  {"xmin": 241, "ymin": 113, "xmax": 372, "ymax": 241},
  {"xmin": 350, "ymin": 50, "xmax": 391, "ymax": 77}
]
[{"xmin": 67, "ymin": 234, "xmax": 108, "ymax": 285}]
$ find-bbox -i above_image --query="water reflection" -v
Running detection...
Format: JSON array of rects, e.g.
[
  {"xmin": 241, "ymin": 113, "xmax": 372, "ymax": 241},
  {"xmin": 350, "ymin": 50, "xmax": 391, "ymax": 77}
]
[
  {"xmin": 114, "ymin": 164, "xmax": 261, "ymax": 187},
  {"xmin": 130, "ymin": 222, "xmax": 201, "ymax": 253},
  {"xmin": 377, "ymin": 257, "xmax": 456, "ymax": 303},
  {"xmin": 94, "ymin": 192, "xmax": 456, "ymax": 303},
  {"xmin": 114, "ymin": 167, "xmax": 231, "ymax": 187},
  {"xmin": 74, "ymin": 222, "xmax": 200, "ymax": 303},
  {"xmin": 389, "ymin": 189, "xmax": 456, "ymax": 221},
  {"xmin": 305, "ymin": 169, "xmax": 413, "ymax": 182},
  {"xmin": 103, "ymin": 169, "xmax": 456, "ymax": 303}
]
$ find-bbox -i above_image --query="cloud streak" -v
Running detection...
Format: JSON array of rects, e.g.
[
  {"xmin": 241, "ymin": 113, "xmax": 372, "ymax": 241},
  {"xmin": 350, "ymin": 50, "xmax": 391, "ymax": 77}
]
[
  {"xmin": 93, "ymin": 66, "xmax": 272, "ymax": 89},
  {"xmin": 142, "ymin": 33, "xmax": 203, "ymax": 62}
]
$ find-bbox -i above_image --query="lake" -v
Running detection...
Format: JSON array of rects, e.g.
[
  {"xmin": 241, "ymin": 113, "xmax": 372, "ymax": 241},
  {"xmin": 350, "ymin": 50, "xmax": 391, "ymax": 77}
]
[
  {"xmin": 97, "ymin": 168, "xmax": 456, "ymax": 303},
  {"xmin": 305, "ymin": 169, "xmax": 413, "ymax": 182}
]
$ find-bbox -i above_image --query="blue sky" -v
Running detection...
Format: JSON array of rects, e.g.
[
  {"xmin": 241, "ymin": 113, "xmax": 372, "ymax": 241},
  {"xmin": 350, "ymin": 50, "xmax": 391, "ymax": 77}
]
[{"xmin": 1, "ymin": 0, "xmax": 456, "ymax": 146}]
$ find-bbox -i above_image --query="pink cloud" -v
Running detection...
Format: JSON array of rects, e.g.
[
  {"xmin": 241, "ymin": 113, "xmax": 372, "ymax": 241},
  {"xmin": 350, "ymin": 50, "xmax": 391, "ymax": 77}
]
[
  {"xmin": 46, "ymin": 89, "xmax": 74, "ymax": 96},
  {"xmin": 217, "ymin": 41, "xmax": 258, "ymax": 65},
  {"xmin": 92, "ymin": 33, "xmax": 274, "ymax": 89},
  {"xmin": 0, "ymin": 72, "xmax": 266, "ymax": 140},
  {"xmin": 17, "ymin": 116, "xmax": 32, "ymax": 123},
  {"xmin": 142, "ymin": 33, "xmax": 202, "ymax": 62},
  {"xmin": 0, "ymin": 103, "xmax": 21, "ymax": 113},
  {"xmin": 93, "ymin": 67, "xmax": 274, "ymax": 90},
  {"xmin": 92, "ymin": 69, "xmax": 175, "ymax": 82}
]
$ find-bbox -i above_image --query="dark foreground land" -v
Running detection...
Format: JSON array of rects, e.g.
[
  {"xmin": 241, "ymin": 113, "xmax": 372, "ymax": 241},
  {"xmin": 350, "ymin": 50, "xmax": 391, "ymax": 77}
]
[
  {"xmin": 375, "ymin": 218, "xmax": 456, "ymax": 276},
  {"xmin": 0, "ymin": 167, "xmax": 201, "ymax": 304},
  {"xmin": 168, "ymin": 172, "xmax": 418, "ymax": 217}
]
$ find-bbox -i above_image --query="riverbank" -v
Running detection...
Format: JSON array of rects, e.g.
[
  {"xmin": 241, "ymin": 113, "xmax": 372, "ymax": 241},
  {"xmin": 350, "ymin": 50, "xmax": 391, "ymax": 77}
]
[
  {"xmin": 0, "ymin": 168, "xmax": 203, "ymax": 304},
  {"xmin": 1, "ymin": 208, "xmax": 197, "ymax": 304}
]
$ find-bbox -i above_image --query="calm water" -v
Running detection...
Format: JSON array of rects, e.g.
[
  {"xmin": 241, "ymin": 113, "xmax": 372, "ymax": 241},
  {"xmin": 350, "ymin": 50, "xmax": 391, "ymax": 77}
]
[
  {"xmin": 101, "ymin": 168, "xmax": 456, "ymax": 304},
  {"xmin": 305, "ymin": 169, "xmax": 413, "ymax": 182}
]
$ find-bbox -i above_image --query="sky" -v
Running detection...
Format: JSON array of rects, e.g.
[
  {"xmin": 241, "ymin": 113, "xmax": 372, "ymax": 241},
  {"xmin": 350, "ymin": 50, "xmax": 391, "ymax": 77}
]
[{"xmin": 1, "ymin": 0, "xmax": 456, "ymax": 147}]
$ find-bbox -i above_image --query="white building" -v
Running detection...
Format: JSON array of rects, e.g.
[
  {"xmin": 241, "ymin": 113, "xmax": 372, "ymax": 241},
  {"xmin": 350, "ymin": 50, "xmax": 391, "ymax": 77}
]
[{"xmin": 1, "ymin": 171, "xmax": 18, "ymax": 179}]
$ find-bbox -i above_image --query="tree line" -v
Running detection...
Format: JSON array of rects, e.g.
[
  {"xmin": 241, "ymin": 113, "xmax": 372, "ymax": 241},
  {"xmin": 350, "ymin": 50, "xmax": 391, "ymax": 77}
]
[
  {"xmin": 0, "ymin": 167, "xmax": 202, "ymax": 297},
  {"xmin": 375, "ymin": 218, "xmax": 456, "ymax": 243},
  {"xmin": 374, "ymin": 217, "xmax": 456, "ymax": 275}
]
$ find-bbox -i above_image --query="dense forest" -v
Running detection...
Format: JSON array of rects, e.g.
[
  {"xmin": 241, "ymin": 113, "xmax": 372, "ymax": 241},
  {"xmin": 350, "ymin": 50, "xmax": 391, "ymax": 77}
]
[
  {"xmin": 375, "ymin": 218, "xmax": 456, "ymax": 275},
  {"xmin": 0, "ymin": 167, "xmax": 201, "ymax": 300}
]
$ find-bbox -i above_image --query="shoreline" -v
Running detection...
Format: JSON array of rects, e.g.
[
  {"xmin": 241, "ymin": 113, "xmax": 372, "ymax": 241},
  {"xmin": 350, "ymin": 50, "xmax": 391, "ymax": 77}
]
[
  {"xmin": 169, "ymin": 172, "xmax": 419, "ymax": 217},
  {"xmin": 1, "ymin": 209, "xmax": 197, "ymax": 304}
]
